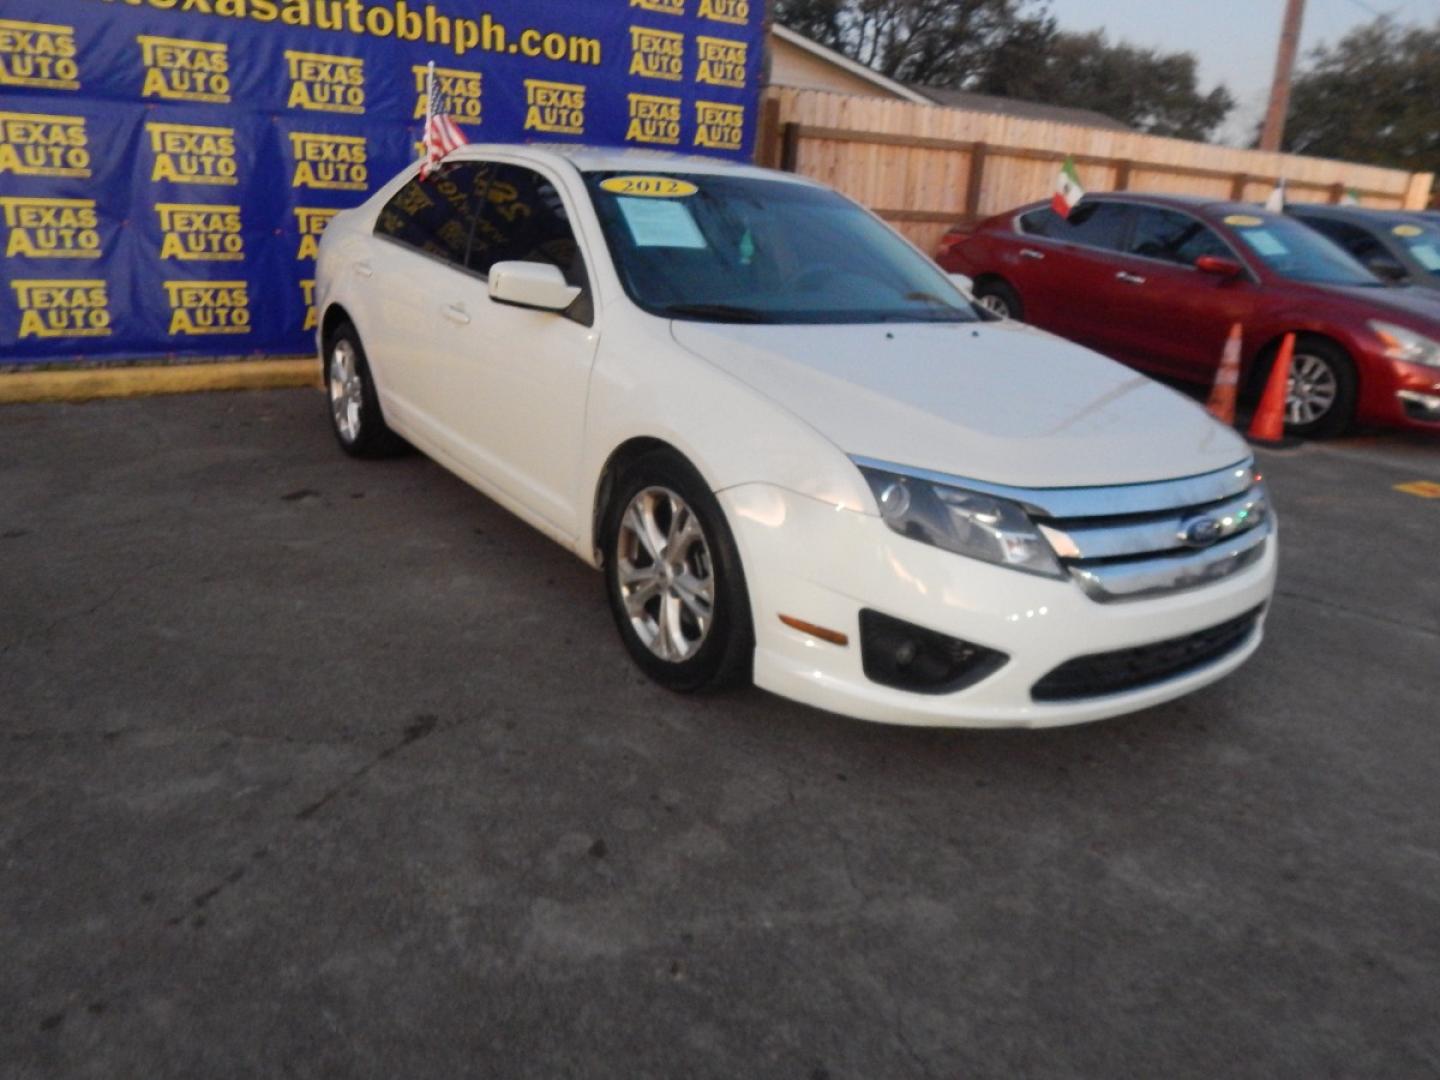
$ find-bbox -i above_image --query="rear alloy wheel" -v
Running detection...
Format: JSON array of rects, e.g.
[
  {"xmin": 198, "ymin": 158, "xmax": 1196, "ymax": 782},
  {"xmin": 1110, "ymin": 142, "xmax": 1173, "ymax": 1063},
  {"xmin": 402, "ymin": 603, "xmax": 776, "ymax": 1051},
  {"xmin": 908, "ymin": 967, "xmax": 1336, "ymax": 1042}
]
[
  {"xmin": 1281, "ymin": 338, "xmax": 1357, "ymax": 438},
  {"xmin": 602, "ymin": 451, "xmax": 753, "ymax": 693},
  {"xmin": 324, "ymin": 322, "xmax": 405, "ymax": 458},
  {"xmin": 328, "ymin": 337, "xmax": 365, "ymax": 445},
  {"xmin": 973, "ymin": 280, "xmax": 1024, "ymax": 321}
]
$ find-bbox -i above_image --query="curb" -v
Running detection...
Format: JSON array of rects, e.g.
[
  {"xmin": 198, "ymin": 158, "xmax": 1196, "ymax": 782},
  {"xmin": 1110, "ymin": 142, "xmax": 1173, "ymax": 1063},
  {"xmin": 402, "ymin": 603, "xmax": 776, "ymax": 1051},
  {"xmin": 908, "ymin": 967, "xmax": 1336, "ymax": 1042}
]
[{"xmin": 0, "ymin": 358, "xmax": 322, "ymax": 405}]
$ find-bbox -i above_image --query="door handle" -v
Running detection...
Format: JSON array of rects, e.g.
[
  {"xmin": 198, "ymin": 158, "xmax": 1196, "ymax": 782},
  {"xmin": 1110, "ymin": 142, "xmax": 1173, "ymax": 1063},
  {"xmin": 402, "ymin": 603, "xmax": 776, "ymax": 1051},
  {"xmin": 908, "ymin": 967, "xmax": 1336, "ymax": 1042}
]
[
  {"xmin": 353, "ymin": 261, "xmax": 373, "ymax": 278},
  {"xmin": 1116, "ymin": 271, "xmax": 1147, "ymax": 285},
  {"xmin": 1020, "ymin": 248, "xmax": 1046, "ymax": 260},
  {"xmin": 441, "ymin": 303, "xmax": 471, "ymax": 326}
]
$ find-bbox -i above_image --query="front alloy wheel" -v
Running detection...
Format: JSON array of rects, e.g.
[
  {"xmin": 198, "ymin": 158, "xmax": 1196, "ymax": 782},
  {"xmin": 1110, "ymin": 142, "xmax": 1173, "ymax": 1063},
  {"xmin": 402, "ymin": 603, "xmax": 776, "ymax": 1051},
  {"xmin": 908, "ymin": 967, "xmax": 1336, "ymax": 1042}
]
[
  {"xmin": 616, "ymin": 487, "xmax": 714, "ymax": 663},
  {"xmin": 601, "ymin": 450, "xmax": 753, "ymax": 693},
  {"xmin": 1275, "ymin": 337, "xmax": 1356, "ymax": 438},
  {"xmin": 1286, "ymin": 351, "xmax": 1339, "ymax": 428}
]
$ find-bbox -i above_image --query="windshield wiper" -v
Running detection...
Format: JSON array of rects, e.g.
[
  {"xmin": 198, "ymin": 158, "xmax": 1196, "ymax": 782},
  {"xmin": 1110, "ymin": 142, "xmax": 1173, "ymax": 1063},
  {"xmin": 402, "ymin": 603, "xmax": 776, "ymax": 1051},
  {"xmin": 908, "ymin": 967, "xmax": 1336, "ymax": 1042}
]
[
  {"xmin": 876, "ymin": 311, "xmax": 973, "ymax": 323},
  {"xmin": 659, "ymin": 303, "xmax": 775, "ymax": 323}
]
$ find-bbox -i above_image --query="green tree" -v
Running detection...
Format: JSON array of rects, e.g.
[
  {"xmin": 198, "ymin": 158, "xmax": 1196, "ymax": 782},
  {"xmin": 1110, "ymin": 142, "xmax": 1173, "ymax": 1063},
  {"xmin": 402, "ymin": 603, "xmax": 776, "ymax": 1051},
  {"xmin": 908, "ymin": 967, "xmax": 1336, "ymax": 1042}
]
[
  {"xmin": 773, "ymin": 0, "xmax": 1054, "ymax": 87},
  {"xmin": 774, "ymin": 2, "xmax": 1235, "ymax": 141},
  {"xmin": 1282, "ymin": 17, "xmax": 1440, "ymax": 174},
  {"xmin": 977, "ymin": 30, "xmax": 1235, "ymax": 141}
]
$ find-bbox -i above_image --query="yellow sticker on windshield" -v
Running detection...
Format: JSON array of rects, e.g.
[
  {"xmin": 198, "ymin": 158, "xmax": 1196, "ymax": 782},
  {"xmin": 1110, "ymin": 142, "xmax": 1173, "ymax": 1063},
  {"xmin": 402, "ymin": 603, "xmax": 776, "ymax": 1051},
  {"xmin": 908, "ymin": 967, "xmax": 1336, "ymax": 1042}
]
[
  {"xmin": 1393, "ymin": 224, "xmax": 1424, "ymax": 238},
  {"xmin": 600, "ymin": 176, "xmax": 698, "ymax": 198},
  {"xmin": 1224, "ymin": 214, "xmax": 1264, "ymax": 227}
]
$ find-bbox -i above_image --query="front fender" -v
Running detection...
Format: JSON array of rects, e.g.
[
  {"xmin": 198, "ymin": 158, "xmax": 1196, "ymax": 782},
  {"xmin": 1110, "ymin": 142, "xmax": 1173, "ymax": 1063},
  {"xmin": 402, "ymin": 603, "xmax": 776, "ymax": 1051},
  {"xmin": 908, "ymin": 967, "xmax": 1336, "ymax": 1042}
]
[{"xmin": 576, "ymin": 312, "xmax": 873, "ymax": 565}]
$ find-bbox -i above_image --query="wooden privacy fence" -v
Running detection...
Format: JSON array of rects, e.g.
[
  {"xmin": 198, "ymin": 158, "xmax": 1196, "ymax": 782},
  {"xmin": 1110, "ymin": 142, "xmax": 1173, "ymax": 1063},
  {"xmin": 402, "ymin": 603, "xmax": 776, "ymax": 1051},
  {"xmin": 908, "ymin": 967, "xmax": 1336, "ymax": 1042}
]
[{"xmin": 757, "ymin": 88, "xmax": 1436, "ymax": 254}]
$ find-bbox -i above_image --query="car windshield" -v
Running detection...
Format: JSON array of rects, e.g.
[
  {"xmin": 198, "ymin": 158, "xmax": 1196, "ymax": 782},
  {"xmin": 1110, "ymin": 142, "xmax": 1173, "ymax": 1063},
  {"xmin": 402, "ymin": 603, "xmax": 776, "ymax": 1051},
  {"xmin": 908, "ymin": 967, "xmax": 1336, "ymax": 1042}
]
[
  {"xmin": 583, "ymin": 171, "xmax": 980, "ymax": 324},
  {"xmin": 1392, "ymin": 219, "xmax": 1440, "ymax": 276},
  {"xmin": 1224, "ymin": 213, "xmax": 1381, "ymax": 286}
]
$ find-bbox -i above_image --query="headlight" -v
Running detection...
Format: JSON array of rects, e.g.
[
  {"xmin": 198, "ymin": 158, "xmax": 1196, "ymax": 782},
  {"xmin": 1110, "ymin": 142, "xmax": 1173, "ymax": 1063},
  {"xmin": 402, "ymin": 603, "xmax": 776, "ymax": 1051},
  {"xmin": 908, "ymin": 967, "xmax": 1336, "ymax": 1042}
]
[
  {"xmin": 1370, "ymin": 320, "xmax": 1440, "ymax": 367},
  {"xmin": 858, "ymin": 467, "xmax": 1063, "ymax": 578}
]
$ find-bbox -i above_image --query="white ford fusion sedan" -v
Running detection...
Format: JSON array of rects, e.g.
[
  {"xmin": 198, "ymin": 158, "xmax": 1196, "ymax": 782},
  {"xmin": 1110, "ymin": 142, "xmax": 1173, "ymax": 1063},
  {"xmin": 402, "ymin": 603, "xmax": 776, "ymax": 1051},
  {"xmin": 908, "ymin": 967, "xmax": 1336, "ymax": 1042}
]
[{"xmin": 314, "ymin": 144, "xmax": 1276, "ymax": 729}]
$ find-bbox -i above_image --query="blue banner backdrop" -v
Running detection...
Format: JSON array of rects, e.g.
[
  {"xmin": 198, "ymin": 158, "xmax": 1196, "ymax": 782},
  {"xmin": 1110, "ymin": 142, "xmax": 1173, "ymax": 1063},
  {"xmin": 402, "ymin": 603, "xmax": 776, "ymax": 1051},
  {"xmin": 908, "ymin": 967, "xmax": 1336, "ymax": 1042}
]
[{"xmin": 0, "ymin": 0, "xmax": 762, "ymax": 362}]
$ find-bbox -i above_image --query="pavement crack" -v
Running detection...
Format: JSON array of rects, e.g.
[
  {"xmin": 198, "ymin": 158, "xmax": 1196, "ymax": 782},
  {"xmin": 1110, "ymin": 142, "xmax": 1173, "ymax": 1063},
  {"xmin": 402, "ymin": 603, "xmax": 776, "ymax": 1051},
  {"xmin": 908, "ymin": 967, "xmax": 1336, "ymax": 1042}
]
[
  {"xmin": 2, "ymin": 560, "xmax": 165, "ymax": 657},
  {"xmin": 160, "ymin": 713, "xmax": 446, "ymax": 929},
  {"xmin": 3, "ymin": 728, "xmax": 135, "ymax": 743},
  {"xmin": 1276, "ymin": 589, "xmax": 1440, "ymax": 641},
  {"xmin": 294, "ymin": 712, "xmax": 441, "ymax": 821},
  {"xmin": 892, "ymin": 1007, "xmax": 935, "ymax": 1080}
]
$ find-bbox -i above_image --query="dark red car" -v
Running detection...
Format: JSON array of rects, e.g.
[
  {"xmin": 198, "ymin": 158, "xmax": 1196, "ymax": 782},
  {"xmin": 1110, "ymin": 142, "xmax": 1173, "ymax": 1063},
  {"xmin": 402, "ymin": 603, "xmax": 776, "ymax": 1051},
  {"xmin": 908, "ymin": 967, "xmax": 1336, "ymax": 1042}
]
[{"xmin": 937, "ymin": 194, "xmax": 1440, "ymax": 436}]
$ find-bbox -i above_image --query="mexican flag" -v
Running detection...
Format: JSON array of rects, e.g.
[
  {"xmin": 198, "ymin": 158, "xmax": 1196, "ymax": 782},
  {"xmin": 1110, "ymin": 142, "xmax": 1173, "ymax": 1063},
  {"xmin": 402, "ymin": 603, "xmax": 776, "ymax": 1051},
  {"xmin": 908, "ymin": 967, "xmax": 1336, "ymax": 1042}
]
[
  {"xmin": 1265, "ymin": 179, "xmax": 1287, "ymax": 212},
  {"xmin": 1052, "ymin": 157, "xmax": 1085, "ymax": 219}
]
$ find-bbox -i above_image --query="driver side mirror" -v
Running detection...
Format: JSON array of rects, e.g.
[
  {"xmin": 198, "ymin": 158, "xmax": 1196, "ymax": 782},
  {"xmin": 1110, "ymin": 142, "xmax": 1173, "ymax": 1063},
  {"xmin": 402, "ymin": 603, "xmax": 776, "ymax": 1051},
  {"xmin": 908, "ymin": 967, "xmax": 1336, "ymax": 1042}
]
[
  {"xmin": 488, "ymin": 261, "xmax": 582, "ymax": 312},
  {"xmin": 1363, "ymin": 252, "xmax": 1408, "ymax": 284},
  {"xmin": 1195, "ymin": 255, "xmax": 1243, "ymax": 278}
]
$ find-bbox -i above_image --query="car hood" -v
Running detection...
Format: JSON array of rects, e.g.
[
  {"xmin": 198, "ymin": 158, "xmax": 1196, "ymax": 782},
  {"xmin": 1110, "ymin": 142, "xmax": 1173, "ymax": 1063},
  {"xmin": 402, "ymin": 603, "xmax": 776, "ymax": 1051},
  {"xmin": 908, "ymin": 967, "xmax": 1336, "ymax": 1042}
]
[
  {"xmin": 669, "ymin": 319, "xmax": 1248, "ymax": 490},
  {"xmin": 1325, "ymin": 283, "xmax": 1440, "ymax": 321}
]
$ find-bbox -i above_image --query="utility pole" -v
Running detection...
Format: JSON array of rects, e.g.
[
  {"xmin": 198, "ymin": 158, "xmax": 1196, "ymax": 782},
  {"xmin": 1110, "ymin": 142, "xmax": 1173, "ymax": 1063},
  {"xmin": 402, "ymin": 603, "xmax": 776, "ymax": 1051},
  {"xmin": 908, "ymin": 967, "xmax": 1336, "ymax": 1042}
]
[{"xmin": 1259, "ymin": 0, "xmax": 1306, "ymax": 152}]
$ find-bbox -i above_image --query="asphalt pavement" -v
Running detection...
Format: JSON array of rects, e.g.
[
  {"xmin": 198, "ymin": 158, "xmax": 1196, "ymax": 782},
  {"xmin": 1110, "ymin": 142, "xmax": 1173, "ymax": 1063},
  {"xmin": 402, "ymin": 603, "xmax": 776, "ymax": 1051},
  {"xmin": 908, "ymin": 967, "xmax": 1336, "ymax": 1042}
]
[{"xmin": 2, "ymin": 389, "xmax": 1438, "ymax": 1079}]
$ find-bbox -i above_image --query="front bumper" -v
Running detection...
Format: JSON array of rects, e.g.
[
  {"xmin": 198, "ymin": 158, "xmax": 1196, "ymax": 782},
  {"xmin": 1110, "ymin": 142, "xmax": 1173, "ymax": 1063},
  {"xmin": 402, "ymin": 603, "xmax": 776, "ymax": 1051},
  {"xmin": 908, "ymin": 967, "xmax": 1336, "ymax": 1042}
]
[
  {"xmin": 720, "ymin": 485, "xmax": 1278, "ymax": 729},
  {"xmin": 1359, "ymin": 356, "xmax": 1440, "ymax": 431}
]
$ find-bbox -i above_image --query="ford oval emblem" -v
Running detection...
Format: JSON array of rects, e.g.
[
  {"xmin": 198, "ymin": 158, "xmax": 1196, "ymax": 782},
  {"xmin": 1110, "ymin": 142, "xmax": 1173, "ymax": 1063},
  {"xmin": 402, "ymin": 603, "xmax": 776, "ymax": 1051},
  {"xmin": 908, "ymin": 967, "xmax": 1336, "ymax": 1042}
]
[{"xmin": 1180, "ymin": 516, "xmax": 1224, "ymax": 548}]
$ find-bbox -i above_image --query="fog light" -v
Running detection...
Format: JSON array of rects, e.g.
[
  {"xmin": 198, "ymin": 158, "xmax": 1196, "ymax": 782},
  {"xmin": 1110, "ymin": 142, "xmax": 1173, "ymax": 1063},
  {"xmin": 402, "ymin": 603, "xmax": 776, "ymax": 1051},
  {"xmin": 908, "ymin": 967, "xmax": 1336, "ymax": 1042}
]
[
  {"xmin": 859, "ymin": 610, "xmax": 1007, "ymax": 695},
  {"xmin": 1398, "ymin": 390, "xmax": 1440, "ymax": 423}
]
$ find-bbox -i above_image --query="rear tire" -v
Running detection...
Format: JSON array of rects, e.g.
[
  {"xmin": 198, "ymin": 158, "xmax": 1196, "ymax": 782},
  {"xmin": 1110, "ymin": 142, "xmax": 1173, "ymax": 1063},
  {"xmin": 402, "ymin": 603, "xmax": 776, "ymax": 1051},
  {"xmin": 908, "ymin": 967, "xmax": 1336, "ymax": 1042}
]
[
  {"xmin": 601, "ymin": 450, "xmax": 753, "ymax": 693},
  {"xmin": 973, "ymin": 279, "xmax": 1024, "ymax": 321},
  {"xmin": 324, "ymin": 322, "xmax": 406, "ymax": 458}
]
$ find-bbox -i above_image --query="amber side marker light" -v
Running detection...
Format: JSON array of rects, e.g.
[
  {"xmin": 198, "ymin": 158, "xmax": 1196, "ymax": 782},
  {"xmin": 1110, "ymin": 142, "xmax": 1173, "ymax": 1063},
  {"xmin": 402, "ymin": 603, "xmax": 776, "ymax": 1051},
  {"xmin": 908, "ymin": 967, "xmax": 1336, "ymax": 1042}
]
[{"xmin": 778, "ymin": 615, "xmax": 850, "ymax": 647}]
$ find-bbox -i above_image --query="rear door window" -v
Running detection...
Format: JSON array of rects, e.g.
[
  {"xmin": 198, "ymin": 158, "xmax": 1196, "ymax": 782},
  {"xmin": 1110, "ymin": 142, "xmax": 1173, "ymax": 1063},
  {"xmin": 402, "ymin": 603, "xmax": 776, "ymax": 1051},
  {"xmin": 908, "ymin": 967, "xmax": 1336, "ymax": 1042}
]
[
  {"xmin": 373, "ymin": 164, "xmax": 485, "ymax": 267},
  {"xmin": 1018, "ymin": 207, "xmax": 1061, "ymax": 237},
  {"xmin": 1048, "ymin": 201, "xmax": 1132, "ymax": 253},
  {"xmin": 1127, "ymin": 207, "xmax": 1232, "ymax": 266}
]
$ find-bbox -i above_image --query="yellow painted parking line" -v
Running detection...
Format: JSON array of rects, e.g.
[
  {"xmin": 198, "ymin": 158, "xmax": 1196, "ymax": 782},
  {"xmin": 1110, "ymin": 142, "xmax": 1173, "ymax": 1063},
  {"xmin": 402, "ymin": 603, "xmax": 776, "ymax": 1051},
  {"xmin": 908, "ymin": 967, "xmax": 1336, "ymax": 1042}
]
[
  {"xmin": 1395, "ymin": 481, "xmax": 1440, "ymax": 499},
  {"xmin": 0, "ymin": 358, "xmax": 321, "ymax": 404}
]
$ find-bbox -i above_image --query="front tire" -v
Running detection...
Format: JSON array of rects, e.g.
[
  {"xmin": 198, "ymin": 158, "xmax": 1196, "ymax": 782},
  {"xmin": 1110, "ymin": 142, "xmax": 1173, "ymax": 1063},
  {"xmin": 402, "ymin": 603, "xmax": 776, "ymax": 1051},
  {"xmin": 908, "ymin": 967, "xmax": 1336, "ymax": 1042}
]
[
  {"xmin": 324, "ymin": 322, "xmax": 405, "ymax": 458},
  {"xmin": 1277, "ymin": 336, "xmax": 1357, "ymax": 438},
  {"xmin": 601, "ymin": 450, "xmax": 753, "ymax": 693}
]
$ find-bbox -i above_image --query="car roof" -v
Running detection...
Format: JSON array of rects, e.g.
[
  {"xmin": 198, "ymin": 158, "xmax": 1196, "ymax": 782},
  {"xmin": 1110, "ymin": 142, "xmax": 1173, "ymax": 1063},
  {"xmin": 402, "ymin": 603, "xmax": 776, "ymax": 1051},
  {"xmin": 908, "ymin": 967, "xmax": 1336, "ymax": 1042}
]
[
  {"xmin": 1014, "ymin": 192, "xmax": 1278, "ymax": 219},
  {"xmin": 438, "ymin": 142, "xmax": 813, "ymax": 185},
  {"xmin": 1079, "ymin": 192, "xmax": 1265, "ymax": 217},
  {"xmin": 1285, "ymin": 203, "xmax": 1436, "ymax": 229}
]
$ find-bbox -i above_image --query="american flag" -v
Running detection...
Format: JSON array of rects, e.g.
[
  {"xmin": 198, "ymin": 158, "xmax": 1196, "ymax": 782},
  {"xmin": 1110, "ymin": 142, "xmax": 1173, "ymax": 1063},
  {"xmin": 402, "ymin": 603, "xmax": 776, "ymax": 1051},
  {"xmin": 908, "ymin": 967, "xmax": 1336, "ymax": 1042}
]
[{"xmin": 419, "ymin": 61, "xmax": 468, "ymax": 180}]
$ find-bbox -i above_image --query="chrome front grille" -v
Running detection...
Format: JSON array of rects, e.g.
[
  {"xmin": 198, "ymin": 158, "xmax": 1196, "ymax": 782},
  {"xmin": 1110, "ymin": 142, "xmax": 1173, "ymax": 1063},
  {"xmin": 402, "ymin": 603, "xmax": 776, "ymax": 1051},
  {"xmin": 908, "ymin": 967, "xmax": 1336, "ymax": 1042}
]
[
  {"xmin": 856, "ymin": 457, "xmax": 1272, "ymax": 604},
  {"xmin": 1027, "ymin": 461, "xmax": 1270, "ymax": 603},
  {"xmin": 850, "ymin": 456, "xmax": 1272, "ymax": 604}
]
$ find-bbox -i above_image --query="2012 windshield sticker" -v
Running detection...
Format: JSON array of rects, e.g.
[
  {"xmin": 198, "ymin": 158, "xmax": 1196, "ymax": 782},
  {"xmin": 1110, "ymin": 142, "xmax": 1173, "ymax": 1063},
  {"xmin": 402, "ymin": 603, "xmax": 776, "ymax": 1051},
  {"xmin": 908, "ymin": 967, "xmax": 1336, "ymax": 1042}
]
[{"xmin": 599, "ymin": 175, "xmax": 697, "ymax": 198}]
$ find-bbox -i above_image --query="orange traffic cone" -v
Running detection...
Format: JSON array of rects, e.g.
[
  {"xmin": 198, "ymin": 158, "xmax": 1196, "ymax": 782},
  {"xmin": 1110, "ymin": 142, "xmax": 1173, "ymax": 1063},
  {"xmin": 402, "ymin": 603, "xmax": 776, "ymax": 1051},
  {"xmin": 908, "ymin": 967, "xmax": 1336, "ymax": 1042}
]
[
  {"xmin": 1206, "ymin": 323, "xmax": 1243, "ymax": 425},
  {"xmin": 1249, "ymin": 332, "xmax": 1295, "ymax": 444}
]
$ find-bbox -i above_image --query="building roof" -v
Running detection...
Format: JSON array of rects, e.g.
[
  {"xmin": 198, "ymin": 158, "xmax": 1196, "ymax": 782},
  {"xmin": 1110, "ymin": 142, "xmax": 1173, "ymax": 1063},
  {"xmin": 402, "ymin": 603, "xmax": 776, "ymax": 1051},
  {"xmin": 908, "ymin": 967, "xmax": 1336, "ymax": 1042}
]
[
  {"xmin": 771, "ymin": 25, "xmax": 933, "ymax": 105},
  {"xmin": 769, "ymin": 24, "xmax": 1134, "ymax": 133},
  {"xmin": 908, "ymin": 86, "xmax": 1133, "ymax": 132}
]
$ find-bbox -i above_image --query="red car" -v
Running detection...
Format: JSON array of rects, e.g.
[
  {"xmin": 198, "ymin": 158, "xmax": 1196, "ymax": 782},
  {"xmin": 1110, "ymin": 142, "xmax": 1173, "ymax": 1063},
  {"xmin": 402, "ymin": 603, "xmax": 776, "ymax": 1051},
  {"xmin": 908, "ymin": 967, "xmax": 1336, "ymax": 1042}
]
[{"xmin": 937, "ymin": 194, "xmax": 1440, "ymax": 437}]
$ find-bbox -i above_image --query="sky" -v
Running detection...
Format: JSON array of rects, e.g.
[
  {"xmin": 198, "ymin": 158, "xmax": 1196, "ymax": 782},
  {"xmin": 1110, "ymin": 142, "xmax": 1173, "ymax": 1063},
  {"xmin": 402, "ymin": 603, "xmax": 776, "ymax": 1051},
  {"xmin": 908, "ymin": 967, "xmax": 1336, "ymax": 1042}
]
[{"xmin": 1042, "ymin": 0, "xmax": 1440, "ymax": 143}]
